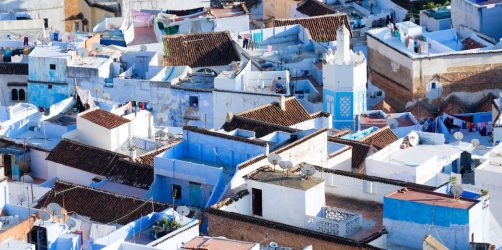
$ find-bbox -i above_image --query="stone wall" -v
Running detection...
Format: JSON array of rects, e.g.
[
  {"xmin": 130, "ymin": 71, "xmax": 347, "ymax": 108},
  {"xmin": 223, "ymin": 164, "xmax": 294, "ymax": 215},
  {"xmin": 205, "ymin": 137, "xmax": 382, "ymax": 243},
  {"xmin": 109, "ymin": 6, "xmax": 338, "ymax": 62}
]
[
  {"xmin": 0, "ymin": 215, "xmax": 36, "ymax": 242},
  {"xmin": 207, "ymin": 209, "xmax": 380, "ymax": 249}
]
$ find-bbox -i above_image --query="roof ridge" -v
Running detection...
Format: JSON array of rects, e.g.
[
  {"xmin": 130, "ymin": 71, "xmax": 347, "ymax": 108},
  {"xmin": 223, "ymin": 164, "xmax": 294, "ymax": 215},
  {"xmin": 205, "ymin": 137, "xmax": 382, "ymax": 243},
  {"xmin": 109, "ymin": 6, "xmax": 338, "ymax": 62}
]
[
  {"xmin": 236, "ymin": 96, "xmax": 296, "ymax": 115},
  {"xmin": 274, "ymin": 13, "xmax": 347, "ymax": 21}
]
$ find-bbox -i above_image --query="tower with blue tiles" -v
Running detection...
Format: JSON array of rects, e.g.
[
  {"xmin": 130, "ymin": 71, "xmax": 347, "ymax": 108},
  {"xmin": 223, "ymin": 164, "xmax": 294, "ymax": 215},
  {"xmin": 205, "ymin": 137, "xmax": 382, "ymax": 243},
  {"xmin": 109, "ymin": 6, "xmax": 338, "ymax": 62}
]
[{"xmin": 323, "ymin": 25, "xmax": 367, "ymax": 131}]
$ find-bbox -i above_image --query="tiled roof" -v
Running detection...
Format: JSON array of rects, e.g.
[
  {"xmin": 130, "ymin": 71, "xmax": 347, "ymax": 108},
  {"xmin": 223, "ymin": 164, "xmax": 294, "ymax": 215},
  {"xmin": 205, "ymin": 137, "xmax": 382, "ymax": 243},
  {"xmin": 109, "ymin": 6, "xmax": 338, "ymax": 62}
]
[
  {"xmin": 359, "ymin": 126, "xmax": 398, "ymax": 150},
  {"xmin": 296, "ymin": 0, "xmax": 335, "ymax": 16},
  {"xmin": 163, "ymin": 32, "xmax": 240, "ymax": 68},
  {"xmin": 237, "ymin": 97, "xmax": 313, "ymax": 126},
  {"xmin": 222, "ymin": 115, "xmax": 298, "ymax": 138},
  {"xmin": 462, "ymin": 37, "xmax": 486, "ymax": 50},
  {"xmin": 440, "ymin": 95, "xmax": 469, "ymax": 115},
  {"xmin": 328, "ymin": 137, "xmax": 373, "ymax": 171},
  {"xmin": 46, "ymin": 139, "xmax": 153, "ymax": 189},
  {"xmin": 273, "ymin": 14, "xmax": 351, "ymax": 42},
  {"xmin": 405, "ymin": 101, "xmax": 437, "ymax": 121},
  {"xmin": 80, "ymin": 109, "xmax": 130, "ymax": 129},
  {"xmin": 135, "ymin": 140, "xmax": 181, "ymax": 166},
  {"xmin": 0, "ymin": 63, "xmax": 28, "ymax": 75},
  {"xmin": 35, "ymin": 180, "xmax": 169, "ymax": 225},
  {"xmin": 371, "ymin": 99, "xmax": 397, "ymax": 114},
  {"xmin": 471, "ymin": 93, "xmax": 496, "ymax": 113}
]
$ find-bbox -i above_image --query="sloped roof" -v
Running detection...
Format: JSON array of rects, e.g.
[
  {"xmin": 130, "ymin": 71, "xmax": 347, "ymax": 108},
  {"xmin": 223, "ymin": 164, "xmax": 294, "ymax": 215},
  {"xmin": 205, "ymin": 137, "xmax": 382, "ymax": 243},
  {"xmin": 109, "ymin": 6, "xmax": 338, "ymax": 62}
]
[
  {"xmin": 80, "ymin": 109, "xmax": 130, "ymax": 129},
  {"xmin": 359, "ymin": 126, "xmax": 398, "ymax": 150},
  {"xmin": 405, "ymin": 101, "xmax": 437, "ymax": 121},
  {"xmin": 296, "ymin": 0, "xmax": 335, "ymax": 17},
  {"xmin": 0, "ymin": 63, "xmax": 28, "ymax": 75},
  {"xmin": 329, "ymin": 137, "xmax": 374, "ymax": 171},
  {"xmin": 35, "ymin": 180, "xmax": 169, "ymax": 225},
  {"xmin": 273, "ymin": 14, "xmax": 351, "ymax": 42},
  {"xmin": 135, "ymin": 140, "xmax": 181, "ymax": 166},
  {"xmin": 371, "ymin": 99, "xmax": 397, "ymax": 114},
  {"xmin": 237, "ymin": 97, "xmax": 313, "ymax": 126},
  {"xmin": 163, "ymin": 31, "xmax": 240, "ymax": 68},
  {"xmin": 471, "ymin": 93, "xmax": 496, "ymax": 113},
  {"xmin": 440, "ymin": 95, "xmax": 469, "ymax": 115},
  {"xmin": 46, "ymin": 139, "xmax": 153, "ymax": 189},
  {"xmin": 222, "ymin": 115, "xmax": 298, "ymax": 138}
]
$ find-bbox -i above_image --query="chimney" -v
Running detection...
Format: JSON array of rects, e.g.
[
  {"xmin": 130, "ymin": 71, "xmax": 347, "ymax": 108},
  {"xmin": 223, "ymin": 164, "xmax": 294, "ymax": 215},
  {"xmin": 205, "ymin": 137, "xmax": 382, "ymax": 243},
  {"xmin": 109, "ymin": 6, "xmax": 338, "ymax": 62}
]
[
  {"xmin": 226, "ymin": 112, "xmax": 233, "ymax": 123},
  {"xmin": 279, "ymin": 95, "xmax": 286, "ymax": 111},
  {"xmin": 129, "ymin": 148, "xmax": 137, "ymax": 161}
]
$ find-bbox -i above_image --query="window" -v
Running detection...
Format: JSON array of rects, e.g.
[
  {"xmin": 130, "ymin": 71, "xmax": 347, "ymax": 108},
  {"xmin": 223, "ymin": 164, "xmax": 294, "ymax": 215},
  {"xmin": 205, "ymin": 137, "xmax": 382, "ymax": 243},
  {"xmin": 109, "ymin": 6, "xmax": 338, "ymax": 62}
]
[
  {"xmin": 189, "ymin": 96, "xmax": 199, "ymax": 109},
  {"xmin": 431, "ymin": 82, "xmax": 437, "ymax": 89},
  {"xmin": 172, "ymin": 184, "xmax": 181, "ymax": 199},
  {"xmin": 50, "ymin": 64, "xmax": 56, "ymax": 70},
  {"xmin": 11, "ymin": 89, "xmax": 18, "ymax": 101},
  {"xmin": 43, "ymin": 18, "xmax": 48, "ymax": 29},
  {"xmin": 19, "ymin": 89, "xmax": 25, "ymax": 101},
  {"xmin": 48, "ymin": 84, "xmax": 53, "ymax": 89},
  {"xmin": 325, "ymin": 95, "xmax": 334, "ymax": 114},
  {"xmin": 74, "ymin": 21, "xmax": 80, "ymax": 32}
]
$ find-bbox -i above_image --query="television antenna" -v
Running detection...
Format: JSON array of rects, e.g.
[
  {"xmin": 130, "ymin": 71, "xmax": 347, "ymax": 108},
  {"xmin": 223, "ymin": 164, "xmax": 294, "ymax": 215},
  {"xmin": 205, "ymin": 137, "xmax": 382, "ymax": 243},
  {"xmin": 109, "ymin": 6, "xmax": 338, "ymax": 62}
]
[
  {"xmin": 451, "ymin": 184, "xmax": 464, "ymax": 201},
  {"xmin": 408, "ymin": 131, "xmax": 419, "ymax": 147},
  {"xmin": 176, "ymin": 206, "xmax": 190, "ymax": 223},
  {"xmin": 66, "ymin": 218, "xmax": 77, "ymax": 230},
  {"xmin": 387, "ymin": 118, "xmax": 399, "ymax": 130},
  {"xmin": 454, "ymin": 131, "xmax": 464, "ymax": 144},
  {"xmin": 300, "ymin": 164, "xmax": 316, "ymax": 179},
  {"xmin": 267, "ymin": 154, "xmax": 282, "ymax": 171}
]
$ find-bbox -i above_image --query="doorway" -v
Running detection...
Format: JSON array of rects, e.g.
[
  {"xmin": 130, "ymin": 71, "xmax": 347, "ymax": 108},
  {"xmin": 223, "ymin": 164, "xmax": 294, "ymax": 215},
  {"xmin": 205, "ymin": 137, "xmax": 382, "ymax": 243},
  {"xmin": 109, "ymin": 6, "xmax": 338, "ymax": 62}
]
[
  {"xmin": 3, "ymin": 155, "xmax": 11, "ymax": 176},
  {"xmin": 252, "ymin": 188, "xmax": 262, "ymax": 216}
]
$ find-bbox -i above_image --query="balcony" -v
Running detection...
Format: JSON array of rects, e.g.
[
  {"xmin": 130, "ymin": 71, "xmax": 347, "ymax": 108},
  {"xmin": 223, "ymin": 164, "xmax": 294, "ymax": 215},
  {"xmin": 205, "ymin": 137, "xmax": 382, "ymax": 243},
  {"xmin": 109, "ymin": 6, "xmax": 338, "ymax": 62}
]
[{"xmin": 306, "ymin": 206, "xmax": 362, "ymax": 237}]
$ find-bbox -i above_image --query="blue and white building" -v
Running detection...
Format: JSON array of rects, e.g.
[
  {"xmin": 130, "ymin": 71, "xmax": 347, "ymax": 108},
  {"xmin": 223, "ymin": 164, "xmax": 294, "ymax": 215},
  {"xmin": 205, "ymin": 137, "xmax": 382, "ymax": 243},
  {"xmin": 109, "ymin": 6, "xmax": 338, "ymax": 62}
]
[{"xmin": 323, "ymin": 25, "xmax": 367, "ymax": 131}]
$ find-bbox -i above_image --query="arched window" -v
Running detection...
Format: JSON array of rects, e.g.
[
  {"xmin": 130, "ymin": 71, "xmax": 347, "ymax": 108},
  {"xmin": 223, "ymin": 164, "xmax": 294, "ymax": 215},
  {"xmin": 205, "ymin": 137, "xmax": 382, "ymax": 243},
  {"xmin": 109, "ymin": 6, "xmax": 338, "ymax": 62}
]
[
  {"xmin": 19, "ymin": 89, "xmax": 25, "ymax": 101},
  {"xmin": 11, "ymin": 89, "xmax": 18, "ymax": 101}
]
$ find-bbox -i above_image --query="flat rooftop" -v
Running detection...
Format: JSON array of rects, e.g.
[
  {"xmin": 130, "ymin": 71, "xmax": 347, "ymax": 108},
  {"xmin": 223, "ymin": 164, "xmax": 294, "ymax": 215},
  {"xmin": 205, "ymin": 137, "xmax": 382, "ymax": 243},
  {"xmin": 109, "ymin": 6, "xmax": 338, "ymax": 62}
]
[
  {"xmin": 29, "ymin": 46, "xmax": 72, "ymax": 59},
  {"xmin": 386, "ymin": 188, "xmax": 478, "ymax": 209},
  {"xmin": 325, "ymin": 194, "xmax": 383, "ymax": 241},
  {"xmin": 182, "ymin": 236, "xmax": 257, "ymax": 250},
  {"xmin": 245, "ymin": 168, "xmax": 324, "ymax": 191},
  {"xmin": 386, "ymin": 142, "xmax": 469, "ymax": 167},
  {"xmin": 360, "ymin": 112, "xmax": 416, "ymax": 129},
  {"xmin": 46, "ymin": 114, "xmax": 76, "ymax": 127},
  {"xmin": 67, "ymin": 55, "xmax": 111, "ymax": 69}
]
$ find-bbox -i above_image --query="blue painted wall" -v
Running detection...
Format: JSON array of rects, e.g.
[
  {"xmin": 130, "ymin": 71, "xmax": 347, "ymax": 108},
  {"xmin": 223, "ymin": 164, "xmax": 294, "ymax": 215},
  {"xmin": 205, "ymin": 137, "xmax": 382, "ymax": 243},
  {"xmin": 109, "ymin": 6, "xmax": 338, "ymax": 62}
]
[
  {"xmin": 383, "ymin": 197, "xmax": 470, "ymax": 227},
  {"xmin": 28, "ymin": 83, "xmax": 70, "ymax": 109},
  {"xmin": 323, "ymin": 89, "xmax": 366, "ymax": 131}
]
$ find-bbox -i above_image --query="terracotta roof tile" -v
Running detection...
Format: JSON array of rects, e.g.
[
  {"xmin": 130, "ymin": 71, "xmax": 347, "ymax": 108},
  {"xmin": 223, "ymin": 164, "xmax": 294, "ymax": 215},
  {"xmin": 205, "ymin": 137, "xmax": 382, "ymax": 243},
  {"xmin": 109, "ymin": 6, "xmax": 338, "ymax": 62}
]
[
  {"xmin": 405, "ymin": 101, "xmax": 437, "ymax": 121},
  {"xmin": 371, "ymin": 99, "xmax": 397, "ymax": 114},
  {"xmin": 46, "ymin": 139, "xmax": 153, "ymax": 189},
  {"xmin": 296, "ymin": 0, "xmax": 335, "ymax": 16},
  {"xmin": 135, "ymin": 140, "xmax": 181, "ymax": 166},
  {"xmin": 0, "ymin": 63, "xmax": 28, "ymax": 75},
  {"xmin": 328, "ymin": 137, "xmax": 373, "ymax": 171},
  {"xmin": 222, "ymin": 115, "xmax": 298, "ymax": 137},
  {"xmin": 440, "ymin": 95, "xmax": 469, "ymax": 115},
  {"xmin": 359, "ymin": 126, "xmax": 398, "ymax": 150},
  {"xmin": 238, "ymin": 97, "xmax": 313, "ymax": 126},
  {"xmin": 163, "ymin": 32, "xmax": 240, "ymax": 68},
  {"xmin": 273, "ymin": 14, "xmax": 351, "ymax": 42},
  {"xmin": 462, "ymin": 37, "xmax": 486, "ymax": 50},
  {"xmin": 471, "ymin": 93, "xmax": 496, "ymax": 113},
  {"xmin": 80, "ymin": 109, "xmax": 130, "ymax": 129},
  {"xmin": 35, "ymin": 180, "xmax": 169, "ymax": 224}
]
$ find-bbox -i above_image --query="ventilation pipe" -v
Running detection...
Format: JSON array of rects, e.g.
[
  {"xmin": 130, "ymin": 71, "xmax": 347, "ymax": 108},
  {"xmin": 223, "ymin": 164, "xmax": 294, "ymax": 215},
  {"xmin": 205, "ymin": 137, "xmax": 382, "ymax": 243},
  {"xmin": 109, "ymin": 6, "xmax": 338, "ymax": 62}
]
[{"xmin": 279, "ymin": 95, "xmax": 286, "ymax": 111}]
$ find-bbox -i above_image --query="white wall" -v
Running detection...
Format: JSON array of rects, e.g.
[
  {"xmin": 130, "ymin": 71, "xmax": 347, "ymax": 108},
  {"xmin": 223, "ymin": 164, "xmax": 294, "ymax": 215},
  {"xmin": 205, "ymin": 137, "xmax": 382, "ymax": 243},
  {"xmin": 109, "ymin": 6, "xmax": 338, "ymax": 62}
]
[
  {"xmin": 47, "ymin": 162, "xmax": 96, "ymax": 186},
  {"xmin": 76, "ymin": 116, "xmax": 113, "ymax": 151},
  {"xmin": 29, "ymin": 149, "xmax": 49, "ymax": 180},
  {"xmin": 246, "ymin": 179, "xmax": 324, "ymax": 228},
  {"xmin": 148, "ymin": 222, "xmax": 199, "ymax": 250},
  {"xmin": 315, "ymin": 171, "xmax": 403, "ymax": 203},
  {"xmin": 1, "ymin": 0, "xmax": 65, "ymax": 32},
  {"xmin": 213, "ymin": 15, "xmax": 249, "ymax": 34},
  {"xmin": 110, "ymin": 123, "xmax": 131, "ymax": 152}
]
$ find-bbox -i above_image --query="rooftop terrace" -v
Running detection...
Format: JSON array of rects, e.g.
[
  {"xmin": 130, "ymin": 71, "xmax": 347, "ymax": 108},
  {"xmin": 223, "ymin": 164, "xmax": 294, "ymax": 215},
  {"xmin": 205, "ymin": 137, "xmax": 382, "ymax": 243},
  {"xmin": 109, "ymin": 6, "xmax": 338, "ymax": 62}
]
[
  {"xmin": 245, "ymin": 168, "xmax": 324, "ymax": 191},
  {"xmin": 386, "ymin": 188, "xmax": 478, "ymax": 209}
]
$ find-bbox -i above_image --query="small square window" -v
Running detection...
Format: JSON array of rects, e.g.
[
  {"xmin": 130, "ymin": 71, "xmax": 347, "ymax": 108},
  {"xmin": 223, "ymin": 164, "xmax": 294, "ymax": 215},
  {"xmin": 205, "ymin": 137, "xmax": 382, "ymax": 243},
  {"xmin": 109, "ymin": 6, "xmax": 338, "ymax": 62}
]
[
  {"xmin": 48, "ymin": 84, "xmax": 53, "ymax": 89},
  {"xmin": 189, "ymin": 96, "xmax": 198, "ymax": 109},
  {"xmin": 43, "ymin": 18, "xmax": 48, "ymax": 29},
  {"xmin": 172, "ymin": 184, "xmax": 181, "ymax": 199},
  {"xmin": 50, "ymin": 64, "xmax": 56, "ymax": 70}
]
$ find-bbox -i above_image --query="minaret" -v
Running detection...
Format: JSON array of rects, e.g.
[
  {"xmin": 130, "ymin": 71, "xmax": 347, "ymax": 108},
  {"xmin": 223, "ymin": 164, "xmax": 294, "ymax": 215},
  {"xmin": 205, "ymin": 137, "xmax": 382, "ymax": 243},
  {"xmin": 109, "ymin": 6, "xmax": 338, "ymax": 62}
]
[{"xmin": 322, "ymin": 25, "xmax": 367, "ymax": 131}]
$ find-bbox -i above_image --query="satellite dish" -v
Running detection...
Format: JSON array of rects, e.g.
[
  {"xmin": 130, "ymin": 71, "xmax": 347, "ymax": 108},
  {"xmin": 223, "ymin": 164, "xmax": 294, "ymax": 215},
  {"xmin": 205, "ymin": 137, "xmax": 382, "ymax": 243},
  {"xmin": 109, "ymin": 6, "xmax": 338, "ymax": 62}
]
[
  {"xmin": 17, "ymin": 193, "xmax": 26, "ymax": 205},
  {"xmin": 471, "ymin": 139, "xmax": 480, "ymax": 148},
  {"xmin": 454, "ymin": 132, "xmax": 464, "ymax": 141},
  {"xmin": 267, "ymin": 154, "xmax": 282, "ymax": 171},
  {"xmin": 176, "ymin": 206, "xmax": 190, "ymax": 217},
  {"xmin": 47, "ymin": 203, "xmax": 62, "ymax": 216},
  {"xmin": 300, "ymin": 164, "xmax": 316, "ymax": 179},
  {"xmin": 20, "ymin": 175, "xmax": 34, "ymax": 183},
  {"xmin": 278, "ymin": 161, "xmax": 293, "ymax": 170},
  {"xmin": 66, "ymin": 218, "xmax": 77, "ymax": 229},
  {"xmin": 77, "ymin": 47, "xmax": 88, "ymax": 58},
  {"xmin": 451, "ymin": 185, "xmax": 464, "ymax": 200},
  {"xmin": 91, "ymin": 42, "xmax": 103, "ymax": 53},
  {"xmin": 39, "ymin": 211, "xmax": 51, "ymax": 221},
  {"xmin": 140, "ymin": 44, "xmax": 147, "ymax": 52},
  {"xmin": 408, "ymin": 131, "xmax": 419, "ymax": 147},
  {"xmin": 270, "ymin": 242, "xmax": 279, "ymax": 248},
  {"xmin": 387, "ymin": 118, "xmax": 399, "ymax": 129}
]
